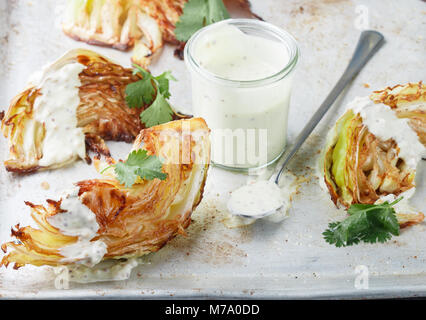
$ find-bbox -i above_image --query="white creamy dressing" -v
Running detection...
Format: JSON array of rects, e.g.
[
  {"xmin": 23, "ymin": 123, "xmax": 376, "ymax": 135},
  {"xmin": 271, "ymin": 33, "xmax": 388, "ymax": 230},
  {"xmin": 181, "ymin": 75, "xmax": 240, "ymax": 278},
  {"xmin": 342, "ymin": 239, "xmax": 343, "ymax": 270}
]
[
  {"xmin": 189, "ymin": 23, "xmax": 295, "ymax": 168},
  {"xmin": 61, "ymin": 258, "xmax": 141, "ymax": 283},
  {"xmin": 397, "ymin": 102, "xmax": 426, "ymax": 113},
  {"xmin": 225, "ymin": 172, "xmax": 298, "ymax": 226},
  {"xmin": 48, "ymin": 188, "xmax": 107, "ymax": 267},
  {"xmin": 227, "ymin": 180, "xmax": 285, "ymax": 217},
  {"xmin": 349, "ymin": 96, "xmax": 425, "ymax": 168},
  {"xmin": 25, "ymin": 62, "xmax": 86, "ymax": 166},
  {"xmin": 194, "ymin": 24, "xmax": 288, "ymax": 81},
  {"xmin": 376, "ymin": 188, "xmax": 417, "ymax": 210}
]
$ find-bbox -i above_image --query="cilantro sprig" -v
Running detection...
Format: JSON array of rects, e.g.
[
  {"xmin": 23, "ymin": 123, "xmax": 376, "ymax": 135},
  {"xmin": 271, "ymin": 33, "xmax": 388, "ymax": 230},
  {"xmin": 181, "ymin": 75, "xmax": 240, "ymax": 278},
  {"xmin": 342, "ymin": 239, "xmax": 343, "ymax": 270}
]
[
  {"xmin": 101, "ymin": 150, "xmax": 167, "ymax": 188},
  {"xmin": 174, "ymin": 0, "xmax": 230, "ymax": 42},
  {"xmin": 125, "ymin": 65, "xmax": 176, "ymax": 127},
  {"xmin": 323, "ymin": 198, "xmax": 402, "ymax": 247}
]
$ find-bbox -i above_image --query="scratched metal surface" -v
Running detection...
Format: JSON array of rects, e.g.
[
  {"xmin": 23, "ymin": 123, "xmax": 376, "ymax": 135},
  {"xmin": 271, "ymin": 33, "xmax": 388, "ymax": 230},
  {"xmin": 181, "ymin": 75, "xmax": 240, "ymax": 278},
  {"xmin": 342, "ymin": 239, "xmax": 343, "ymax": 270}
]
[{"xmin": 0, "ymin": 0, "xmax": 425, "ymax": 299}]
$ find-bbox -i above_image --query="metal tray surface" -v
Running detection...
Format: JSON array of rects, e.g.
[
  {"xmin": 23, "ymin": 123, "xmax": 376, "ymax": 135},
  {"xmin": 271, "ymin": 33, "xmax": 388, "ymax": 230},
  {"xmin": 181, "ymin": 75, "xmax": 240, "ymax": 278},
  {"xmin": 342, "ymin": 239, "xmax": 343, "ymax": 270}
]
[{"xmin": 0, "ymin": 0, "xmax": 425, "ymax": 299}]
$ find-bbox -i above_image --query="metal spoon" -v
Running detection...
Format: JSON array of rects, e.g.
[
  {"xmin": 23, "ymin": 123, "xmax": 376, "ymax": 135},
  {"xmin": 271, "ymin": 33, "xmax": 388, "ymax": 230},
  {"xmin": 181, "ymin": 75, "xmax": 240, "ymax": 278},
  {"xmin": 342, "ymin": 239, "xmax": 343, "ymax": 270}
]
[{"xmin": 227, "ymin": 30, "xmax": 385, "ymax": 219}]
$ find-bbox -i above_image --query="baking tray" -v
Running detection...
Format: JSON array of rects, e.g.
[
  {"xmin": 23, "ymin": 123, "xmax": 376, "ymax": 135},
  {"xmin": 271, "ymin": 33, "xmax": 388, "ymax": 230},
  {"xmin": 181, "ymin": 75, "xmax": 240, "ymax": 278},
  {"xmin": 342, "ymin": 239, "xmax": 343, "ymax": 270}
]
[{"xmin": 0, "ymin": 0, "xmax": 425, "ymax": 299}]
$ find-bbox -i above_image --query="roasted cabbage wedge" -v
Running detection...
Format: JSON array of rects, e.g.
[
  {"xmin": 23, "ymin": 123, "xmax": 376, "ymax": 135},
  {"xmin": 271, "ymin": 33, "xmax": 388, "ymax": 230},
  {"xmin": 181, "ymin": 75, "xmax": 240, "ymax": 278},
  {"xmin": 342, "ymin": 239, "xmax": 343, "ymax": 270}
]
[
  {"xmin": 321, "ymin": 87, "xmax": 425, "ymax": 228},
  {"xmin": 63, "ymin": 0, "xmax": 258, "ymax": 67},
  {"xmin": 1, "ymin": 48, "xmax": 185, "ymax": 173},
  {"xmin": 1, "ymin": 118, "xmax": 211, "ymax": 269},
  {"xmin": 370, "ymin": 81, "xmax": 426, "ymax": 146},
  {"xmin": 63, "ymin": 0, "xmax": 186, "ymax": 67}
]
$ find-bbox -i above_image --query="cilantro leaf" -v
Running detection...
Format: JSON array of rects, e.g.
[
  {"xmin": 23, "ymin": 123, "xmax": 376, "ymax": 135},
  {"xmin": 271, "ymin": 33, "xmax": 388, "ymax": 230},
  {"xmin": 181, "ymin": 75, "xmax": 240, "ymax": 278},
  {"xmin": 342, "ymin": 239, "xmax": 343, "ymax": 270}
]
[
  {"xmin": 323, "ymin": 198, "xmax": 402, "ymax": 247},
  {"xmin": 207, "ymin": 0, "xmax": 230, "ymax": 22},
  {"xmin": 132, "ymin": 64, "xmax": 150, "ymax": 77},
  {"xmin": 140, "ymin": 93, "xmax": 174, "ymax": 128},
  {"xmin": 125, "ymin": 78, "xmax": 155, "ymax": 108},
  {"xmin": 174, "ymin": 0, "xmax": 208, "ymax": 42},
  {"xmin": 174, "ymin": 0, "xmax": 230, "ymax": 42},
  {"xmin": 155, "ymin": 71, "xmax": 177, "ymax": 99},
  {"xmin": 125, "ymin": 65, "xmax": 176, "ymax": 127},
  {"xmin": 114, "ymin": 150, "xmax": 167, "ymax": 187}
]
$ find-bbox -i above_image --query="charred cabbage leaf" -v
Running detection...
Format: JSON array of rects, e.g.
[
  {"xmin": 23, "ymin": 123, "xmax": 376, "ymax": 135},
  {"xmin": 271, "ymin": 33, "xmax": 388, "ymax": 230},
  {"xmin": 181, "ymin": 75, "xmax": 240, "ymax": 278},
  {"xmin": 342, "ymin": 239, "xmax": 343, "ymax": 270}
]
[
  {"xmin": 1, "ymin": 118, "xmax": 211, "ymax": 269},
  {"xmin": 370, "ymin": 81, "xmax": 425, "ymax": 146},
  {"xmin": 321, "ymin": 84, "xmax": 425, "ymax": 228},
  {"xmin": 0, "ymin": 49, "xmax": 185, "ymax": 173},
  {"xmin": 63, "ymin": 0, "xmax": 186, "ymax": 67}
]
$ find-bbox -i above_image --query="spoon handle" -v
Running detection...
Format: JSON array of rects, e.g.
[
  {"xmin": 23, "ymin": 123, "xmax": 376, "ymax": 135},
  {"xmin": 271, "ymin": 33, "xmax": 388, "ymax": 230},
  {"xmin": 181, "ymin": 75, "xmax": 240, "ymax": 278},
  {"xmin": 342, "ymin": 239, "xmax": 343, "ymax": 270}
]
[{"xmin": 274, "ymin": 30, "xmax": 384, "ymax": 184}]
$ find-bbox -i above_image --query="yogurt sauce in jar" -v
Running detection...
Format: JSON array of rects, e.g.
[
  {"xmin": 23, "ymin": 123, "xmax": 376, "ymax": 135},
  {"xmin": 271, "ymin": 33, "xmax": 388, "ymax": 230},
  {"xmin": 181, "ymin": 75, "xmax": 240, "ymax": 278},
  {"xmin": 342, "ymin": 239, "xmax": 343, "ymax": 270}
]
[{"xmin": 185, "ymin": 19, "xmax": 299, "ymax": 171}]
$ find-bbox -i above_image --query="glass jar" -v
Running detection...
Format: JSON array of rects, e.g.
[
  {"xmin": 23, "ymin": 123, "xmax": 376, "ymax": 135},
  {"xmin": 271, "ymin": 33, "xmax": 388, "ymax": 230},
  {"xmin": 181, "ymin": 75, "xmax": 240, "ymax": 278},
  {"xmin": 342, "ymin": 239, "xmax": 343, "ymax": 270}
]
[{"xmin": 184, "ymin": 19, "xmax": 299, "ymax": 172}]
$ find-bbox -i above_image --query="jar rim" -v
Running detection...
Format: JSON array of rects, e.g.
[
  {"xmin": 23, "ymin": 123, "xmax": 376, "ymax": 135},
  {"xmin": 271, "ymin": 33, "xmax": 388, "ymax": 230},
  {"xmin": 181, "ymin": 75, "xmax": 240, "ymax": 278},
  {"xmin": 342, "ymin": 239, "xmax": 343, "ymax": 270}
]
[{"xmin": 184, "ymin": 18, "xmax": 299, "ymax": 88}]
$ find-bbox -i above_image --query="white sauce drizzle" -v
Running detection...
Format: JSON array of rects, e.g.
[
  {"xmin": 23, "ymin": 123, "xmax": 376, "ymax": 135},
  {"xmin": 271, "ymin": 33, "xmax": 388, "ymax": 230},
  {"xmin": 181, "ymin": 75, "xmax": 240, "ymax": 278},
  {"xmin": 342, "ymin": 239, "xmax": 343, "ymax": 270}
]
[
  {"xmin": 28, "ymin": 62, "xmax": 86, "ymax": 166},
  {"xmin": 48, "ymin": 188, "xmax": 107, "ymax": 267},
  {"xmin": 62, "ymin": 258, "xmax": 141, "ymax": 283},
  {"xmin": 225, "ymin": 172, "xmax": 298, "ymax": 227},
  {"xmin": 349, "ymin": 96, "xmax": 425, "ymax": 168},
  {"xmin": 227, "ymin": 180, "xmax": 285, "ymax": 217},
  {"xmin": 376, "ymin": 188, "xmax": 416, "ymax": 209},
  {"xmin": 397, "ymin": 102, "xmax": 426, "ymax": 113}
]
